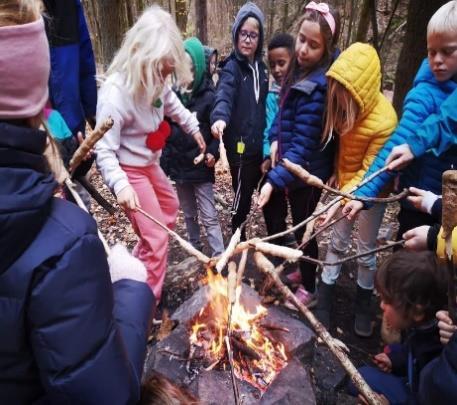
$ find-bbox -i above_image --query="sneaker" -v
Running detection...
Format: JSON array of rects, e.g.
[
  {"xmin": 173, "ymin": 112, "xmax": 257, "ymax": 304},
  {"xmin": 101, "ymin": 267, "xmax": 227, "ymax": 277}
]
[
  {"xmin": 285, "ymin": 270, "xmax": 302, "ymax": 284},
  {"xmin": 283, "ymin": 286, "xmax": 317, "ymax": 310}
]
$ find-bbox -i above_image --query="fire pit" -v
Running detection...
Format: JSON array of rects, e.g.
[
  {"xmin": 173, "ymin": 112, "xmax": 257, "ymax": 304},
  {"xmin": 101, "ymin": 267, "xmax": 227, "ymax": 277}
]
[{"xmin": 145, "ymin": 271, "xmax": 316, "ymax": 404}]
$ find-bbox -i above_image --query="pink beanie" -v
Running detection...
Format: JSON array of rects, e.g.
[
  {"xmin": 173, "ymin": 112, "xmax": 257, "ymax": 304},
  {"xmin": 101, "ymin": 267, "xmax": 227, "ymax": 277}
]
[{"xmin": 0, "ymin": 17, "xmax": 50, "ymax": 119}]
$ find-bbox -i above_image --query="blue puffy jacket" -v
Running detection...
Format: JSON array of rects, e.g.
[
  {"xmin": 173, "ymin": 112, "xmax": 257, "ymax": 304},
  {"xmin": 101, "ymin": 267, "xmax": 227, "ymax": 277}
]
[
  {"xmin": 266, "ymin": 68, "xmax": 335, "ymax": 190},
  {"xmin": 355, "ymin": 60, "xmax": 457, "ymax": 206},
  {"xmin": 43, "ymin": 0, "xmax": 97, "ymax": 135},
  {"xmin": 0, "ymin": 123, "xmax": 153, "ymax": 404},
  {"xmin": 210, "ymin": 2, "xmax": 269, "ymax": 165}
]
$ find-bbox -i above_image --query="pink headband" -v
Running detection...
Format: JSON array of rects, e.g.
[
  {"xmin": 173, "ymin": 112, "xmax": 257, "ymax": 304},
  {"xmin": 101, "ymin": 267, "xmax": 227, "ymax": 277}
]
[
  {"xmin": 0, "ymin": 17, "xmax": 50, "ymax": 119},
  {"xmin": 305, "ymin": 2, "xmax": 336, "ymax": 36}
]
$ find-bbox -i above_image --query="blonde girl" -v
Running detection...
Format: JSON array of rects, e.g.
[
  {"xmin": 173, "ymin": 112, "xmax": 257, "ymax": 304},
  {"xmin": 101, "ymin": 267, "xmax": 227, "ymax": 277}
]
[
  {"xmin": 96, "ymin": 6, "xmax": 206, "ymax": 300},
  {"xmin": 315, "ymin": 43, "xmax": 397, "ymax": 337}
]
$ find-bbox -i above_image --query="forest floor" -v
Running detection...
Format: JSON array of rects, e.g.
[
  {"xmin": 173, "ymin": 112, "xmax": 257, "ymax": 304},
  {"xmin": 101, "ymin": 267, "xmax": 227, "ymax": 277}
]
[{"xmin": 92, "ymin": 163, "xmax": 400, "ymax": 405}]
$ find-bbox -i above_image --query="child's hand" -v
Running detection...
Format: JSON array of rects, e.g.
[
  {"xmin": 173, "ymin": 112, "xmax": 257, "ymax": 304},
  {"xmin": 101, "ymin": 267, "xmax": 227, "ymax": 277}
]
[
  {"xmin": 403, "ymin": 225, "xmax": 430, "ymax": 251},
  {"xmin": 317, "ymin": 203, "xmax": 341, "ymax": 228},
  {"xmin": 260, "ymin": 158, "xmax": 271, "ymax": 174},
  {"xmin": 342, "ymin": 200, "xmax": 364, "ymax": 221},
  {"xmin": 258, "ymin": 182, "xmax": 273, "ymax": 209},
  {"xmin": 211, "ymin": 120, "xmax": 226, "ymax": 139},
  {"xmin": 270, "ymin": 141, "xmax": 278, "ymax": 168},
  {"xmin": 437, "ymin": 310, "xmax": 457, "ymax": 345},
  {"xmin": 373, "ymin": 353, "xmax": 392, "ymax": 373},
  {"xmin": 386, "ymin": 144, "xmax": 414, "ymax": 171},
  {"xmin": 117, "ymin": 185, "xmax": 141, "ymax": 211},
  {"xmin": 193, "ymin": 131, "xmax": 206, "ymax": 153},
  {"xmin": 326, "ymin": 174, "xmax": 338, "ymax": 189},
  {"xmin": 407, "ymin": 187, "xmax": 439, "ymax": 214},
  {"xmin": 205, "ymin": 153, "xmax": 215, "ymax": 168}
]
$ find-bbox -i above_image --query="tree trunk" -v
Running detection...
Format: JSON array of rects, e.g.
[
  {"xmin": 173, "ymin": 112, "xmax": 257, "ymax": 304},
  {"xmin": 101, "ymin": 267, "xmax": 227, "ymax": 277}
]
[
  {"xmin": 393, "ymin": 0, "xmax": 447, "ymax": 114},
  {"xmin": 175, "ymin": 0, "xmax": 188, "ymax": 33},
  {"xmin": 195, "ymin": 0, "xmax": 208, "ymax": 44},
  {"xmin": 355, "ymin": 0, "xmax": 370, "ymax": 42}
]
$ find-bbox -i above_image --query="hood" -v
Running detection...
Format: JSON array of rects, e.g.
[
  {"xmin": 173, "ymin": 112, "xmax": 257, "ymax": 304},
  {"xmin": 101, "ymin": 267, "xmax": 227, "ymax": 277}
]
[
  {"xmin": 414, "ymin": 58, "xmax": 457, "ymax": 93},
  {"xmin": 184, "ymin": 37, "xmax": 206, "ymax": 94},
  {"xmin": 231, "ymin": 2, "xmax": 265, "ymax": 62},
  {"xmin": 326, "ymin": 42, "xmax": 381, "ymax": 116},
  {"xmin": 0, "ymin": 122, "xmax": 56, "ymax": 274},
  {"xmin": 203, "ymin": 45, "xmax": 218, "ymax": 74}
]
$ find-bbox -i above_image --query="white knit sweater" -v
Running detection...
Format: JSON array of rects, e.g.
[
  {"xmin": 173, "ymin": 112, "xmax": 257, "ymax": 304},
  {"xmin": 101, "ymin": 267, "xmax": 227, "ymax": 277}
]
[{"xmin": 96, "ymin": 73, "xmax": 199, "ymax": 195}]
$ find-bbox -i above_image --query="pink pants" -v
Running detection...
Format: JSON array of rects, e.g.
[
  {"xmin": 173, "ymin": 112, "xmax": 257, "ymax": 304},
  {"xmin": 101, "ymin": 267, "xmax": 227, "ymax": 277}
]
[{"xmin": 121, "ymin": 163, "xmax": 179, "ymax": 300}]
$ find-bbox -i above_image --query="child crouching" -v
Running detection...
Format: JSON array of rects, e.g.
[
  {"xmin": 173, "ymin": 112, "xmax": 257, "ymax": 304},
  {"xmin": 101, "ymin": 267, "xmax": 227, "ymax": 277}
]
[{"xmin": 348, "ymin": 250, "xmax": 448, "ymax": 404}]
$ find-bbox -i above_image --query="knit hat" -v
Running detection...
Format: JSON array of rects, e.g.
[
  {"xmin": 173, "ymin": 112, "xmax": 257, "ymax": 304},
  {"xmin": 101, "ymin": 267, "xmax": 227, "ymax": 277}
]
[
  {"xmin": 0, "ymin": 17, "xmax": 50, "ymax": 119},
  {"xmin": 184, "ymin": 37, "xmax": 206, "ymax": 94}
]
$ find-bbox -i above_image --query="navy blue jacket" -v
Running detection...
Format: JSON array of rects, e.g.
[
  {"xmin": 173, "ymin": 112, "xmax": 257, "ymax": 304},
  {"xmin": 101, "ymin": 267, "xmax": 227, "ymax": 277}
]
[
  {"xmin": 419, "ymin": 331, "xmax": 457, "ymax": 404},
  {"xmin": 43, "ymin": 0, "xmax": 97, "ymax": 135},
  {"xmin": 161, "ymin": 78, "xmax": 220, "ymax": 184},
  {"xmin": 386, "ymin": 321, "xmax": 443, "ymax": 402},
  {"xmin": 210, "ymin": 3, "xmax": 269, "ymax": 165},
  {"xmin": 0, "ymin": 123, "xmax": 153, "ymax": 404},
  {"xmin": 355, "ymin": 60, "xmax": 457, "ymax": 208},
  {"xmin": 266, "ymin": 69, "xmax": 334, "ymax": 190}
]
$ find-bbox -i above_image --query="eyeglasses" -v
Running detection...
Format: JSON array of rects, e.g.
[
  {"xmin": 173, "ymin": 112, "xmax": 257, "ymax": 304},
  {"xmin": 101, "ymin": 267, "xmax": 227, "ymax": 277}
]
[{"xmin": 239, "ymin": 30, "xmax": 259, "ymax": 42}]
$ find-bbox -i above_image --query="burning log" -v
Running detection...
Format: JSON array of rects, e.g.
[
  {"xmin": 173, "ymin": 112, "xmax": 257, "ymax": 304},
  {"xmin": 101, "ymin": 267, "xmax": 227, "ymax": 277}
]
[
  {"xmin": 254, "ymin": 251, "xmax": 382, "ymax": 405},
  {"xmin": 230, "ymin": 335, "xmax": 261, "ymax": 361}
]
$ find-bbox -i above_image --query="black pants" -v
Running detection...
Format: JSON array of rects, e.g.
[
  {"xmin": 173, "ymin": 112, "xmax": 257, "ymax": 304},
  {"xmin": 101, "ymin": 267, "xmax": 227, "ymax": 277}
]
[
  {"xmin": 230, "ymin": 161, "xmax": 262, "ymax": 240},
  {"xmin": 262, "ymin": 186, "xmax": 322, "ymax": 292}
]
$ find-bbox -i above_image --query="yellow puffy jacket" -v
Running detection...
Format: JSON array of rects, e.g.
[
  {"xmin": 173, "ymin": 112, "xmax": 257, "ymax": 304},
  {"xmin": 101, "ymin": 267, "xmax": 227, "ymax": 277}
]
[{"xmin": 326, "ymin": 43, "xmax": 398, "ymax": 193}]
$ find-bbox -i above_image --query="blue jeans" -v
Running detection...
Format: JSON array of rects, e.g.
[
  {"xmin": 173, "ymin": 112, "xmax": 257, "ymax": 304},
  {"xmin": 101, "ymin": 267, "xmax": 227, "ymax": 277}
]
[
  {"xmin": 322, "ymin": 203, "xmax": 386, "ymax": 289},
  {"xmin": 348, "ymin": 366, "xmax": 410, "ymax": 405},
  {"xmin": 176, "ymin": 182, "xmax": 224, "ymax": 256}
]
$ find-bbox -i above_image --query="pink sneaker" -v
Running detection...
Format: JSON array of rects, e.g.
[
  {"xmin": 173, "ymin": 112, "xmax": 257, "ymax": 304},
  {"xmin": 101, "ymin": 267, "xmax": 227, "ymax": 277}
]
[
  {"xmin": 283, "ymin": 286, "xmax": 317, "ymax": 311},
  {"xmin": 286, "ymin": 270, "xmax": 302, "ymax": 284}
]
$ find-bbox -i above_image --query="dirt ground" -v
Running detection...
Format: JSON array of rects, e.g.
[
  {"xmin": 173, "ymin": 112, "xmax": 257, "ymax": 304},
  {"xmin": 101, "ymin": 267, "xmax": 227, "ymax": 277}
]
[{"xmin": 92, "ymin": 163, "xmax": 401, "ymax": 404}]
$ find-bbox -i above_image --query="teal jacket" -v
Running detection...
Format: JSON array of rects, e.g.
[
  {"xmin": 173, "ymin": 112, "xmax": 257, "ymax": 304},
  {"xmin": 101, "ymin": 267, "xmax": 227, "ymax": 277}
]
[
  {"xmin": 408, "ymin": 84, "xmax": 457, "ymax": 158},
  {"xmin": 263, "ymin": 81, "xmax": 280, "ymax": 158}
]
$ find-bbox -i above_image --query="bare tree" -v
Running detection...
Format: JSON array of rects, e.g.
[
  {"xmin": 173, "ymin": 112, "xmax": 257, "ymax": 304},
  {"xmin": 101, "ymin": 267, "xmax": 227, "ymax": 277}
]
[{"xmin": 195, "ymin": 0, "xmax": 208, "ymax": 43}]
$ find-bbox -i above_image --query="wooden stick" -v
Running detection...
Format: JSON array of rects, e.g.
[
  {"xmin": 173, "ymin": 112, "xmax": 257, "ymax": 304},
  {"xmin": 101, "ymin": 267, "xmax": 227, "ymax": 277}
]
[
  {"xmin": 225, "ymin": 336, "xmax": 241, "ymax": 405},
  {"xmin": 227, "ymin": 261, "xmax": 237, "ymax": 338},
  {"xmin": 136, "ymin": 208, "xmax": 211, "ymax": 264},
  {"xmin": 442, "ymin": 170, "xmax": 457, "ymax": 323},
  {"xmin": 218, "ymin": 137, "xmax": 230, "ymax": 173},
  {"xmin": 283, "ymin": 159, "xmax": 409, "ymax": 203},
  {"xmin": 259, "ymin": 166, "xmax": 390, "ymax": 243},
  {"xmin": 216, "ymin": 228, "xmax": 241, "ymax": 273},
  {"xmin": 69, "ymin": 117, "xmax": 114, "ymax": 173},
  {"xmin": 193, "ymin": 153, "xmax": 205, "ymax": 165},
  {"xmin": 254, "ymin": 252, "xmax": 381, "ymax": 405}
]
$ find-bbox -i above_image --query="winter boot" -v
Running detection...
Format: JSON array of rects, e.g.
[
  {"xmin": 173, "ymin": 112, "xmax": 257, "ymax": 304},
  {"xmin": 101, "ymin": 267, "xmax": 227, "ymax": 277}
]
[
  {"xmin": 314, "ymin": 281, "xmax": 335, "ymax": 330},
  {"xmin": 354, "ymin": 285, "xmax": 374, "ymax": 337}
]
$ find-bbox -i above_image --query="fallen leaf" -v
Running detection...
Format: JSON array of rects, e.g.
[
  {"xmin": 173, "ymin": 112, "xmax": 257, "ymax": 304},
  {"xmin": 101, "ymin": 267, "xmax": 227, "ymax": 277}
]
[{"xmin": 156, "ymin": 309, "xmax": 177, "ymax": 341}]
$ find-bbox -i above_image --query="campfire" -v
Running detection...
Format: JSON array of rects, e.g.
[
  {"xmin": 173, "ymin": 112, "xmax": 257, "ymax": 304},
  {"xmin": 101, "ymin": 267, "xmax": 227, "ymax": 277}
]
[{"xmin": 188, "ymin": 270, "xmax": 288, "ymax": 391}]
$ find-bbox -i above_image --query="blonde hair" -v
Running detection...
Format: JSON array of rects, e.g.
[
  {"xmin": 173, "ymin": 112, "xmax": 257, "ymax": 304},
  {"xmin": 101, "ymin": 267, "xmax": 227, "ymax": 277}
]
[
  {"xmin": 0, "ymin": 0, "xmax": 42, "ymax": 26},
  {"xmin": 140, "ymin": 373, "xmax": 200, "ymax": 405},
  {"xmin": 105, "ymin": 5, "xmax": 192, "ymax": 104},
  {"xmin": 322, "ymin": 78, "xmax": 359, "ymax": 145},
  {"xmin": 428, "ymin": 1, "xmax": 457, "ymax": 37}
]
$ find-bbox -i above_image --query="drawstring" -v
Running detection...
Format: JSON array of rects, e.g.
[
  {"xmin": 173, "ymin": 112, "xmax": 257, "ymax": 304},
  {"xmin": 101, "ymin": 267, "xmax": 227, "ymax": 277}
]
[{"xmin": 249, "ymin": 61, "xmax": 260, "ymax": 104}]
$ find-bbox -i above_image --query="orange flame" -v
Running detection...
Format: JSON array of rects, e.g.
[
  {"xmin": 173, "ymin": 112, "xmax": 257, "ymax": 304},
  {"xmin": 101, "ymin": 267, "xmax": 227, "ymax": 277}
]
[{"xmin": 189, "ymin": 270, "xmax": 288, "ymax": 391}]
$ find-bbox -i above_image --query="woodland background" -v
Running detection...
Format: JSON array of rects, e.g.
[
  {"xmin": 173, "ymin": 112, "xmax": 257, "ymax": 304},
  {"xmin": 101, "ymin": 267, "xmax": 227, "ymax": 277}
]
[{"xmin": 81, "ymin": 0, "xmax": 448, "ymax": 113}]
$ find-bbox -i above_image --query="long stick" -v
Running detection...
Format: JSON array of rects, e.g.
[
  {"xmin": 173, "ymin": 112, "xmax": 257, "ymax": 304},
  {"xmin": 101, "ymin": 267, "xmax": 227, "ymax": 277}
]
[
  {"xmin": 136, "ymin": 208, "xmax": 211, "ymax": 264},
  {"xmin": 225, "ymin": 336, "xmax": 241, "ymax": 405},
  {"xmin": 254, "ymin": 252, "xmax": 381, "ymax": 405},
  {"xmin": 259, "ymin": 166, "xmax": 390, "ymax": 243},
  {"xmin": 442, "ymin": 170, "xmax": 457, "ymax": 323}
]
